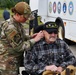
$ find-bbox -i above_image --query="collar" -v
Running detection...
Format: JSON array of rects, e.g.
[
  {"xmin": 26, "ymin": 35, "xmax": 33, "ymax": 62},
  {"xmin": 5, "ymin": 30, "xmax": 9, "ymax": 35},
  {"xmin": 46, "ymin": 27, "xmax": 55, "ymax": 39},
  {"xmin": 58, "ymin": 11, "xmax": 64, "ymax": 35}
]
[{"xmin": 42, "ymin": 38, "xmax": 59, "ymax": 45}]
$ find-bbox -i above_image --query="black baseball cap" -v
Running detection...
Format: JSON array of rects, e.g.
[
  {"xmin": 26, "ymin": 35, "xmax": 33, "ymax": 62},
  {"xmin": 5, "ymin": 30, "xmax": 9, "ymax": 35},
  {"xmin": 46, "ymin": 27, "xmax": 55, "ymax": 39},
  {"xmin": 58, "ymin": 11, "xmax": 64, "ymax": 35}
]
[
  {"xmin": 34, "ymin": 25, "xmax": 44, "ymax": 33},
  {"xmin": 43, "ymin": 22, "xmax": 58, "ymax": 33}
]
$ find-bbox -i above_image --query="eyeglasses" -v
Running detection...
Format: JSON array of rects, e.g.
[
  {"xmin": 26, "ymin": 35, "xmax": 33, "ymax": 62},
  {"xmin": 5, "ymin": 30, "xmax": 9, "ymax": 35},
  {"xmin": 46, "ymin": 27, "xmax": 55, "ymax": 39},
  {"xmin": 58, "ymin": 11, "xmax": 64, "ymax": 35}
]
[{"xmin": 48, "ymin": 31, "xmax": 58, "ymax": 34}]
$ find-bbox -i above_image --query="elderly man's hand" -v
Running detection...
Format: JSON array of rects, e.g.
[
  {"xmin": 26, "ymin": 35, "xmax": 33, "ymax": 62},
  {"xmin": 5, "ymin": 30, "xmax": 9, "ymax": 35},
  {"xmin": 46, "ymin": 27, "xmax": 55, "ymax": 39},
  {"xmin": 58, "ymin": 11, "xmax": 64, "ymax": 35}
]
[
  {"xmin": 45, "ymin": 65, "xmax": 63, "ymax": 73},
  {"xmin": 45, "ymin": 65, "xmax": 57, "ymax": 71},
  {"xmin": 57, "ymin": 66, "xmax": 63, "ymax": 73}
]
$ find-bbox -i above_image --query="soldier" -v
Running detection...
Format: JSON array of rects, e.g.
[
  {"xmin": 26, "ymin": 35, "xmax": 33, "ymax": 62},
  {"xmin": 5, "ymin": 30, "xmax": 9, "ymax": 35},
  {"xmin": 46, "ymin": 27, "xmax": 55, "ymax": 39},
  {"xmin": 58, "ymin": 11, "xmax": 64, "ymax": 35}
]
[{"xmin": 0, "ymin": 2, "xmax": 44, "ymax": 75}]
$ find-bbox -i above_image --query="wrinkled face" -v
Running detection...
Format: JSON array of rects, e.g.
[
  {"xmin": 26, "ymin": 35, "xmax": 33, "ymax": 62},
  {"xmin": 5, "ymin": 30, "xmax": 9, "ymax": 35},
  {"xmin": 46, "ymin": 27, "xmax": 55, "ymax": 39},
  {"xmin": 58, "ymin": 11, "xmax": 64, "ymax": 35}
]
[{"xmin": 43, "ymin": 30, "xmax": 58, "ymax": 43}]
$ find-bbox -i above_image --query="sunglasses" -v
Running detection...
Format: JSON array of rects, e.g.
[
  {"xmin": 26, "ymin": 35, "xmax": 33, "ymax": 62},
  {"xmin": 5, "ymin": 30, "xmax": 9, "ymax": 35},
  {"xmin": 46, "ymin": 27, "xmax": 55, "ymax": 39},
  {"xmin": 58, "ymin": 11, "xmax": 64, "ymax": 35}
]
[
  {"xmin": 48, "ymin": 31, "xmax": 58, "ymax": 34},
  {"xmin": 45, "ymin": 23, "xmax": 58, "ymax": 29}
]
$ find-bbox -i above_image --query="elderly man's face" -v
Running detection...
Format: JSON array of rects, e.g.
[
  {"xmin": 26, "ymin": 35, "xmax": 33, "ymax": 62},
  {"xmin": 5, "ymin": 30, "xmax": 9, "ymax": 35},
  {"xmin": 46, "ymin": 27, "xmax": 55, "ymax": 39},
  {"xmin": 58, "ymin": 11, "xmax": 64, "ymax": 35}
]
[{"xmin": 43, "ymin": 30, "xmax": 58, "ymax": 44}]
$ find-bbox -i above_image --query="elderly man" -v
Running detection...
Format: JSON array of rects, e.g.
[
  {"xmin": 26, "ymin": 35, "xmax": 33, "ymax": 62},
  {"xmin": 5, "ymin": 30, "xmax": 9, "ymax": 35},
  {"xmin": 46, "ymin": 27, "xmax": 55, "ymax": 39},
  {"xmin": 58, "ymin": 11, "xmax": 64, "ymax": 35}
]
[{"xmin": 24, "ymin": 22, "xmax": 76, "ymax": 75}]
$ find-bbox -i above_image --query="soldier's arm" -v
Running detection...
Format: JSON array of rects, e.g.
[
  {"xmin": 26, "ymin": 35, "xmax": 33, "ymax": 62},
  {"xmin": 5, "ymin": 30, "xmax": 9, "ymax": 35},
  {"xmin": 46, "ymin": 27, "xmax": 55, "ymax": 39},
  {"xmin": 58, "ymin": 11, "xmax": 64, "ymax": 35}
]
[
  {"xmin": 23, "ymin": 38, "xmax": 35, "ymax": 51},
  {"xmin": 23, "ymin": 31, "xmax": 44, "ymax": 51}
]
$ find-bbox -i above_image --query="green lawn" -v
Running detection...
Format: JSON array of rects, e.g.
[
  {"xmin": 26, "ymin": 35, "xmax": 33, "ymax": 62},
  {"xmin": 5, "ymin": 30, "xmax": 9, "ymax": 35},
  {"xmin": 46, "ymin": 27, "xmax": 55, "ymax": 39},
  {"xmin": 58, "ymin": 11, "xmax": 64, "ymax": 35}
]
[{"xmin": 0, "ymin": 9, "xmax": 4, "ymax": 19}]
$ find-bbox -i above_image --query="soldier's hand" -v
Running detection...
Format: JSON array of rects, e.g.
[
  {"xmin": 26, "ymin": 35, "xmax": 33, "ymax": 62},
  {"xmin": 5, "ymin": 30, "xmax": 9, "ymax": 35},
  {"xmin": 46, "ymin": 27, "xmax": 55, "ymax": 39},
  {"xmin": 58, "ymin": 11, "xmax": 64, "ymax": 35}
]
[
  {"xmin": 34, "ymin": 31, "xmax": 44, "ymax": 42},
  {"xmin": 31, "ymin": 33, "xmax": 37, "ymax": 38}
]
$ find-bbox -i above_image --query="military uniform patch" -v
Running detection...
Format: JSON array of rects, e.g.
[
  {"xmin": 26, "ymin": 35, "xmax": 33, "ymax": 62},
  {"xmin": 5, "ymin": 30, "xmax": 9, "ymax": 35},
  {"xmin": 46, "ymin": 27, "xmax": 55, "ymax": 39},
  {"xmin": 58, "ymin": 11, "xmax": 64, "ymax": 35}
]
[{"xmin": 7, "ymin": 29, "xmax": 17, "ymax": 39}]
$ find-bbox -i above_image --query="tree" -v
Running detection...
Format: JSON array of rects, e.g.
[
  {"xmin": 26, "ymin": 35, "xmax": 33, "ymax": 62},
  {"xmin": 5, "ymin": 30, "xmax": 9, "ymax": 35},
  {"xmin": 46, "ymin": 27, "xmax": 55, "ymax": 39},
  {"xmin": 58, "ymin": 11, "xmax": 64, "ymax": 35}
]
[{"xmin": 0, "ymin": 0, "xmax": 30, "ymax": 9}]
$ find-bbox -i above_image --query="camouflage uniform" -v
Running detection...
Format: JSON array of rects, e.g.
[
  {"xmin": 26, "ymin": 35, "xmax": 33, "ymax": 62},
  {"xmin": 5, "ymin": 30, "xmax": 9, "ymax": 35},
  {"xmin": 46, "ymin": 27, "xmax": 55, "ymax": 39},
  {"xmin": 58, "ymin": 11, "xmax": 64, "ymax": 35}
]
[{"xmin": 0, "ymin": 18, "xmax": 35, "ymax": 75}]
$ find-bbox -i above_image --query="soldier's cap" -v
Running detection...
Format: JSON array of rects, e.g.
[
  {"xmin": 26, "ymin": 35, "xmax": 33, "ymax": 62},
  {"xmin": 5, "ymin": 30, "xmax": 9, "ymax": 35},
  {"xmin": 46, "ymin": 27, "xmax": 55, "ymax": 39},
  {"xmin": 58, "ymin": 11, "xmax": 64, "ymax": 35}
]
[
  {"xmin": 15, "ymin": 2, "xmax": 34, "ymax": 20},
  {"xmin": 43, "ymin": 22, "xmax": 58, "ymax": 33}
]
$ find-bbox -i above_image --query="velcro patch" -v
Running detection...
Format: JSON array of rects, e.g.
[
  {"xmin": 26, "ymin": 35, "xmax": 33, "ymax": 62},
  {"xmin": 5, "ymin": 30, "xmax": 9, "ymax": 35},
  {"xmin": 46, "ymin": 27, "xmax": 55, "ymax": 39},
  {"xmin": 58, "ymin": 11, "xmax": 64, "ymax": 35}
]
[{"xmin": 7, "ymin": 29, "xmax": 17, "ymax": 39}]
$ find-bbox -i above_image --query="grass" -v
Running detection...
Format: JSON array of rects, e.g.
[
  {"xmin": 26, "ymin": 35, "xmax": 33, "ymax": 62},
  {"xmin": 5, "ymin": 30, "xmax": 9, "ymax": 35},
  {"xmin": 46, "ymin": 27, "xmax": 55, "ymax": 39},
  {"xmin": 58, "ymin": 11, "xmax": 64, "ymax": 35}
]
[{"xmin": 0, "ymin": 9, "xmax": 4, "ymax": 19}]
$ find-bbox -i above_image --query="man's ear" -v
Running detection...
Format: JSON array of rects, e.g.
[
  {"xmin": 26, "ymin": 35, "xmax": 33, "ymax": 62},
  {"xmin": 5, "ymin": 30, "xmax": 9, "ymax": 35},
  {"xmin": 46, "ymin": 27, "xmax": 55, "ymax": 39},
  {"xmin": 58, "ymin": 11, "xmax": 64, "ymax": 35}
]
[
  {"xmin": 43, "ymin": 30, "xmax": 49, "ymax": 37},
  {"xmin": 42, "ymin": 30, "xmax": 45, "ymax": 34},
  {"xmin": 43, "ymin": 30, "xmax": 45, "ymax": 33}
]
